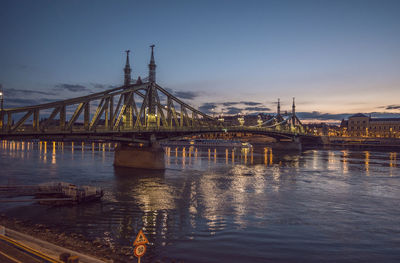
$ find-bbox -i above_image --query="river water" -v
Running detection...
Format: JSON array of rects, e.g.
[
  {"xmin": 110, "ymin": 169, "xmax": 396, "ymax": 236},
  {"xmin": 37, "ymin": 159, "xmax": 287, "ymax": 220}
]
[{"xmin": 0, "ymin": 141, "xmax": 400, "ymax": 262}]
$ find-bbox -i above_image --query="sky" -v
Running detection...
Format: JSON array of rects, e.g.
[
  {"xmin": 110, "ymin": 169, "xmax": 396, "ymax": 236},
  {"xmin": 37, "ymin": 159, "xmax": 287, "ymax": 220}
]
[{"xmin": 1, "ymin": 0, "xmax": 400, "ymax": 123}]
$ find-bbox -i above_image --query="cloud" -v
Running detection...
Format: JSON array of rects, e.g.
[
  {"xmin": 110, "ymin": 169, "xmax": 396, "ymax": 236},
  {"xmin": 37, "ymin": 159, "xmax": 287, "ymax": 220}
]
[
  {"xmin": 173, "ymin": 91, "xmax": 199, "ymax": 100},
  {"xmin": 55, "ymin": 84, "xmax": 89, "ymax": 92},
  {"xmin": 222, "ymin": 102, "xmax": 240, "ymax": 106},
  {"xmin": 225, "ymin": 107, "xmax": 242, "ymax": 115},
  {"xmin": 197, "ymin": 101, "xmax": 269, "ymax": 115},
  {"xmin": 91, "ymin": 83, "xmax": 117, "ymax": 90},
  {"xmin": 244, "ymin": 106, "xmax": 271, "ymax": 112},
  {"xmin": 386, "ymin": 105, "xmax": 400, "ymax": 110},
  {"xmin": 297, "ymin": 111, "xmax": 351, "ymax": 120},
  {"xmin": 163, "ymin": 88, "xmax": 200, "ymax": 100},
  {"xmin": 198, "ymin": 102, "xmax": 217, "ymax": 114},
  {"xmin": 4, "ymin": 88, "xmax": 56, "ymax": 96},
  {"xmin": 5, "ymin": 98, "xmax": 56, "ymax": 108},
  {"xmin": 240, "ymin": 101, "xmax": 262, "ymax": 106}
]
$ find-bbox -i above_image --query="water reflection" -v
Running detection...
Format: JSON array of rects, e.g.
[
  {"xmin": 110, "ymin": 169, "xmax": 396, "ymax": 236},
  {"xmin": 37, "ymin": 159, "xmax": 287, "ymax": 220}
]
[
  {"xmin": 52, "ymin": 141, "xmax": 56, "ymax": 164},
  {"xmin": 164, "ymin": 146, "xmax": 279, "ymax": 167},
  {"xmin": 1, "ymin": 140, "xmax": 400, "ymax": 262},
  {"xmin": 113, "ymin": 167, "xmax": 170, "ymax": 241},
  {"xmin": 390, "ymin": 152, "xmax": 397, "ymax": 168},
  {"xmin": 342, "ymin": 150, "xmax": 349, "ymax": 174}
]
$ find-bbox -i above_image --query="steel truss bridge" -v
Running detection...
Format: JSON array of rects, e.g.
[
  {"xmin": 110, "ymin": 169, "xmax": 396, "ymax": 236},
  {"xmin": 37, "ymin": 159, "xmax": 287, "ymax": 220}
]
[
  {"xmin": 0, "ymin": 48, "xmax": 313, "ymax": 145},
  {"xmin": 0, "ymin": 82, "xmax": 307, "ymax": 143}
]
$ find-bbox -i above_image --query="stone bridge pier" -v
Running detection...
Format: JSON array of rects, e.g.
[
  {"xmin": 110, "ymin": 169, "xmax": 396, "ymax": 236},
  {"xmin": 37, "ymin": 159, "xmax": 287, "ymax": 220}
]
[
  {"xmin": 272, "ymin": 137, "xmax": 302, "ymax": 151},
  {"xmin": 114, "ymin": 136, "xmax": 165, "ymax": 169}
]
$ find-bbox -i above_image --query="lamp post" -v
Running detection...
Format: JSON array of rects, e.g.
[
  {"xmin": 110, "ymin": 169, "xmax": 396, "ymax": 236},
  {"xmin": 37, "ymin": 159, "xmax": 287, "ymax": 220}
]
[
  {"xmin": 0, "ymin": 88, "xmax": 3, "ymax": 111},
  {"xmin": 0, "ymin": 87, "xmax": 3, "ymax": 130}
]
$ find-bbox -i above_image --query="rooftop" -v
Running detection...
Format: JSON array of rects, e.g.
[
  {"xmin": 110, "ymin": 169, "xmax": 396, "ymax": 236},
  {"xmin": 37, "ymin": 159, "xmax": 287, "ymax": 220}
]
[{"xmin": 349, "ymin": 113, "xmax": 368, "ymax": 118}]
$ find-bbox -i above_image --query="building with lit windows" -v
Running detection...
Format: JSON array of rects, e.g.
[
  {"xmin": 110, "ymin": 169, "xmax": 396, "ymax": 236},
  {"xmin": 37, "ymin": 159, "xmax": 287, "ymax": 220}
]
[{"xmin": 341, "ymin": 113, "xmax": 400, "ymax": 137}]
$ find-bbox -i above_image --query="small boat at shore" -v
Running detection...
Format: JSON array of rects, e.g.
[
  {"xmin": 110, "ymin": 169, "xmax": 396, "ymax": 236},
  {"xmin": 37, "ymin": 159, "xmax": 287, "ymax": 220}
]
[
  {"xmin": 35, "ymin": 182, "xmax": 104, "ymax": 205},
  {"xmin": 0, "ymin": 182, "xmax": 104, "ymax": 206}
]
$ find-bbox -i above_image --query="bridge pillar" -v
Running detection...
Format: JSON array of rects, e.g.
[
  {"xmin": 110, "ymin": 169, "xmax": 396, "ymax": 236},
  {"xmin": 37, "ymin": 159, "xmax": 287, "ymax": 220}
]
[
  {"xmin": 272, "ymin": 137, "xmax": 302, "ymax": 151},
  {"xmin": 114, "ymin": 142, "xmax": 165, "ymax": 170}
]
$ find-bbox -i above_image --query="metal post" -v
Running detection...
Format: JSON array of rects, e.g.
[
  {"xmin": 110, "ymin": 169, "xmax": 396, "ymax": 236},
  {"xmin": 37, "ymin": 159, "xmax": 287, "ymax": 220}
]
[
  {"xmin": 104, "ymin": 98, "xmax": 109, "ymax": 129},
  {"xmin": 180, "ymin": 104, "xmax": 184, "ymax": 127},
  {"xmin": 84, "ymin": 103, "xmax": 90, "ymax": 130},
  {"xmin": 123, "ymin": 93, "xmax": 133, "ymax": 129},
  {"xmin": 33, "ymin": 109, "xmax": 39, "ymax": 131},
  {"xmin": 7, "ymin": 112, "xmax": 12, "ymax": 132},
  {"xmin": 109, "ymin": 96, "xmax": 114, "ymax": 129},
  {"xmin": 167, "ymin": 97, "xmax": 172, "ymax": 127},
  {"xmin": 60, "ymin": 105, "xmax": 66, "ymax": 130}
]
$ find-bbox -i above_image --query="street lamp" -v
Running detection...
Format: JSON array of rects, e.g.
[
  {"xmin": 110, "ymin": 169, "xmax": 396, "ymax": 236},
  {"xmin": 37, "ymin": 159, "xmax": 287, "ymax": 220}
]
[
  {"xmin": 0, "ymin": 88, "xmax": 3, "ymax": 111},
  {"xmin": 0, "ymin": 88, "xmax": 3, "ymax": 130}
]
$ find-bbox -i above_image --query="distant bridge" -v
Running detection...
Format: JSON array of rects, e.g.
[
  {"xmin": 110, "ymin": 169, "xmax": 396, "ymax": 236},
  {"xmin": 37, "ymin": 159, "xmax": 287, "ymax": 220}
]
[{"xmin": 0, "ymin": 46, "xmax": 312, "ymax": 145}]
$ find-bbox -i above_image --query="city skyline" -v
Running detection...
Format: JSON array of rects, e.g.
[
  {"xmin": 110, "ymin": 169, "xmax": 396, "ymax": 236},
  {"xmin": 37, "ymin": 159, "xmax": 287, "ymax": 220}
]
[{"xmin": 1, "ymin": 0, "xmax": 400, "ymax": 123}]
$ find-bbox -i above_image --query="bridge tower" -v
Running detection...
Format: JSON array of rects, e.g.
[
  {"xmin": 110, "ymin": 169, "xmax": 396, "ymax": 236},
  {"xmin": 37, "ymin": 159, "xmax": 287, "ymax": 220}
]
[
  {"xmin": 277, "ymin": 98, "xmax": 281, "ymax": 116},
  {"xmin": 149, "ymin": 45, "xmax": 156, "ymax": 83},
  {"xmin": 123, "ymin": 50, "xmax": 133, "ymax": 128},
  {"xmin": 147, "ymin": 45, "xmax": 157, "ymax": 127},
  {"xmin": 292, "ymin": 97, "xmax": 295, "ymax": 127},
  {"xmin": 290, "ymin": 97, "xmax": 304, "ymax": 133},
  {"xmin": 274, "ymin": 98, "xmax": 284, "ymax": 130},
  {"xmin": 124, "ymin": 50, "xmax": 132, "ymax": 86}
]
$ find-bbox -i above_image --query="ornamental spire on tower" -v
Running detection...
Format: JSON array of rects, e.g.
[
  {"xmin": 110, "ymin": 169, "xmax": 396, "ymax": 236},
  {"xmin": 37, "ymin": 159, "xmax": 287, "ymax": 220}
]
[
  {"xmin": 277, "ymin": 98, "xmax": 281, "ymax": 116},
  {"xmin": 148, "ymin": 45, "xmax": 156, "ymax": 83},
  {"xmin": 124, "ymin": 50, "xmax": 132, "ymax": 86},
  {"xmin": 292, "ymin": 97, "xmax": 296, "ymax": 126},
  {"xmin": 292, "ymin": 97, "xmax": 295, "ymax": 115}
]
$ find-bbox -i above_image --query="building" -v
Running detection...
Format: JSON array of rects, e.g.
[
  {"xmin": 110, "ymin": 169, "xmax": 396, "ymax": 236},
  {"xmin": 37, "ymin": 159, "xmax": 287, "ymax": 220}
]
[{"xmin": 342, "ymin": 113, "xmax": 400, "ymax": 137}]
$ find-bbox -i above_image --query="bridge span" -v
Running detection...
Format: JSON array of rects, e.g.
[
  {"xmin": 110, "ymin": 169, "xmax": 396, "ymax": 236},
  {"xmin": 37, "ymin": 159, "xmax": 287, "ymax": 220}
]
[{"xmin": 0, "ymin": 46, "xmax": 319, "ymax": 169}]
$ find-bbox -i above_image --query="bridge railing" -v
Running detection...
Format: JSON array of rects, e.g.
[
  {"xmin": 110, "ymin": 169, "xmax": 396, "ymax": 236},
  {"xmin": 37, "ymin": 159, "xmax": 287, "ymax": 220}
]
[{"xmin": 0, "ymin": 123, "xmax": 304, "ymax": 135}]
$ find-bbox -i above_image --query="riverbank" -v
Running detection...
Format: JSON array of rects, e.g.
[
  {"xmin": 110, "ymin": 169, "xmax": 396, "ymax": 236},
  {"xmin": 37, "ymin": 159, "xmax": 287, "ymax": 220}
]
[{"xmin": 0, "ymin": 214, "xmax": 135, "ymax": 263}]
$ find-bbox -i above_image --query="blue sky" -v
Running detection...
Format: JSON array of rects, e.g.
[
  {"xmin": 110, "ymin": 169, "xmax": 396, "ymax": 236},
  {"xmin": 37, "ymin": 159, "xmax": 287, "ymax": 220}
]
[{"xmin": 1, "ymin": 0, "xmax": 400, "ymax": 122}]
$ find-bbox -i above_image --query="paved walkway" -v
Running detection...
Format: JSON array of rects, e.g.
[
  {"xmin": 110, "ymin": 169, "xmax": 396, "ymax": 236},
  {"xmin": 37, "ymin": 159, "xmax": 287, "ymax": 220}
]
[
  {"xmin": 0, "ymin": 226, "xmax": 107, "ymax": 263},
  {"xmin": 0, "ymin": 234, "xmax": 60, "ymax": 262}
]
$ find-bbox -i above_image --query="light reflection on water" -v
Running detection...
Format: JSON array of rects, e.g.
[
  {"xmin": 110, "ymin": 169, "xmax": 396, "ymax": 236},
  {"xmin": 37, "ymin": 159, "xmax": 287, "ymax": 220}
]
[{"xmin": 0, "ymin": 140, "xmax": 400, "ymax": 262}]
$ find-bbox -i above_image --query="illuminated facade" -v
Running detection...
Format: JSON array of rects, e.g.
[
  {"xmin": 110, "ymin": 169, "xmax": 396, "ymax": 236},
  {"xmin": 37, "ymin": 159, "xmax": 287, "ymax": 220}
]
[{"xmin": 343, "ymin": 113, "xmax": 400, "ymax": 137}]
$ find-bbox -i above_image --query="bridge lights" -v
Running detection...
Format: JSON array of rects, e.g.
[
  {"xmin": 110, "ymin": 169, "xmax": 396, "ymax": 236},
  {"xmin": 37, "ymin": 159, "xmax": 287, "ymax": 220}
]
[{"xmin": 237, "ymin": 115, "xmax": 245, "ymax": 126}]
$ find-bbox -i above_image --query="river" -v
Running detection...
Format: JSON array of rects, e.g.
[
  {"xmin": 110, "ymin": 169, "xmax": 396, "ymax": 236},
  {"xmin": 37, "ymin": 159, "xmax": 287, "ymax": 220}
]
[{"xmin": 0, "ymin": 141, "xmax": 399, "ymax": 262}]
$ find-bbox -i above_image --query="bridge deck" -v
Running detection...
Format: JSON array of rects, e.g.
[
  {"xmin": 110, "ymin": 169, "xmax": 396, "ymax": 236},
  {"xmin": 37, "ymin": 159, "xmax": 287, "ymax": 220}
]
[{"xmin": 0, "ymin": 126, "xmax": 315, "ymax": 143}]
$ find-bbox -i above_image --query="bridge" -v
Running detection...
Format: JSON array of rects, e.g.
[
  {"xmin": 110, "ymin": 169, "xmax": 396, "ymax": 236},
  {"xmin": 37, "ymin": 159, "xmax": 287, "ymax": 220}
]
[{"xmin": 0, "ymin": 46, "xmax": 318, "ymax": 169}]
